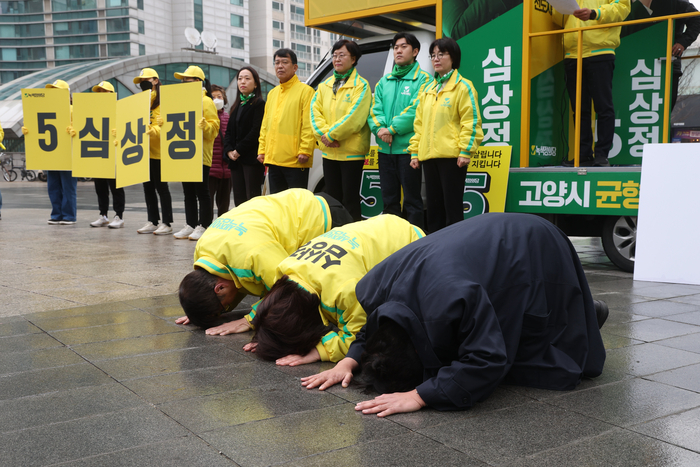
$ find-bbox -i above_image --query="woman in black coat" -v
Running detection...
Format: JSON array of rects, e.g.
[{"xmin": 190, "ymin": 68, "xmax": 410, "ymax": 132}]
[
  {"xmin": 302, "ymin": 213, "xmax": 608, "ymax": 416},
  {"xmin": 223, "ymin": 66, "xmax": 266, "ymax": 207}
]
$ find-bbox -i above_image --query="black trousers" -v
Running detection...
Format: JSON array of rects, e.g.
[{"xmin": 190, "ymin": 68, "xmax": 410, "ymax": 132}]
[
  {"xmin": 182, "ymin": 165, "xmax": 212, "ymax": 228},
  {"xmin": 209, "ymin": 175, "xmax": 231, "ymax": 218},
  {"xmin": 267, "ymin": 165, "xmax": 309, "ymax": 194},
  {"xmin": 143, "ymin": 158, "xmax": 173, "ymax": 225},
  {"xmin": 378, "ymin": 152, "xmax": 424, "ymax": 229},
  {"xmin": 423, "ymin": 158, "xmax": 466, "ymax": 234},
  {"xmin": 322, "ymin": 158, "xmax": 364, "ymax": 221},
  {"xmin": 94, "ymin": 178, "xmax": 125, "ymax": 218},
  {"xmin": 564, "ymin": 55, "xmax": 615, "ymax": 162},
  {"xmin": 232, "ymin": 164, "xmax": 265, "ymax": 206}
]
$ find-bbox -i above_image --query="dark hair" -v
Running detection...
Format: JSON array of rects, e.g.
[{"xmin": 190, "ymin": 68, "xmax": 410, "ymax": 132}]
[
  {"xmin": 332, "ymin": 39, "xmax": 362, "ymax": 66},
  {"xmin": 151, "ymin": 79, "xmax": 161, "ymax": 111},
  {"xmin": 274, "ymin": 48, "xmax": 298, "ymax": 65},
  {"xmin": 229, "ymin": 66, "xmax": 263, "ymax": 116},
  {"xmin": 251, "ymin": 275, "xmax": 330, "ymax": 361},
  {"xmin": 429, "ymin": 37, "xmax": 461, "ymax": 69},
  {"xmin": 178, "ymin": 269, "xmax": 221, "ymax": 328},
  {"xmin": 211, "ymin": 84, "xmax": 228, "ymax": 106},
  {"xmin": 392, "ymin": 32, "xmax": 421, "ymax": 52},
  {"xmin": 359, "ymin": 320, "xmax": 423, "ymax": 394}
]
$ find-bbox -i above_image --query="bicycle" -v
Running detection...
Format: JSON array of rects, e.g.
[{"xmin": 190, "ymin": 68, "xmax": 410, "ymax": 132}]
[
  {"xmin": 16, "ymin": 160, "xmax": 37, "ymax": 182},
  {"xmin": 1, "ymin": 154, "xmax": 17, "ymax": 182}
]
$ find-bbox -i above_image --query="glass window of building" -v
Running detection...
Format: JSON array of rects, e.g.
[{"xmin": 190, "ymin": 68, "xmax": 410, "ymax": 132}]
[
  {"xmin": 230, "ymin": 0, "xmax": 243, "ymax": 5},
  {"xmin": 55, "ymin": 44, "xmax": 98, "ymax": 59},
  {"xmin": 272, "ymin": 1, "xmax": 282, "ymax": 11},
  {"xmin": 139, "ymin": 43, "xmax": 145, "ymax": 55},
  {"xmin": 54, "ymin": 20, "xmax": 98, "ymax": 35},
  {"xmin": 273, "ymin": 39, "xmax": 284, "ymax": 49},
  {"xmin": 1, "ymin": 0, "xmax": 43, "ymax": 13},
  {"xmin": 137, "ymin": 0, "xmax": 144, "ymax": 9},
  {"xmin": 272, "ymin": 20, "xmax": 283, "ymax": 31},
  {"xmin": 231, "ymin": 14, "xmax": 243, "ymax": 28},
  {"xmin": 1, "ymin": 23, "xmax": 45, "ymax": 37},
  {"xmin": 231, "ymin": 35, "xmax": 244, "ymax": 49},
  {"xmin": 52, "ymin": 0, "xmax": 97, "ymax": 11},
  {"xmin": 138, "ymin": 20, "xmax": 144, "ymax": 34},
  {"xmin": 106, "ymin": 0, "xmax": 128, "ymax": 7},
  {"xmin": 108, "ymin": 42, "xmax": 129, "ymax": 56},
  {"xmin": 106, "ymin": 18, "xmax": 129, "ymax": 33}
]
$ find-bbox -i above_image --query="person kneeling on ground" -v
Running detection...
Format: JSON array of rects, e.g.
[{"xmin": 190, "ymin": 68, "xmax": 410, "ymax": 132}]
[
  {"xmin": 302, "ymin": 213, "xmax": 608, "ymax": 416},
  {"xmin": 248, "ymin": 214, "xmax": 425, "ymax": 366},
  {"xmin": 176, "ymin": 189, "xmax": 353, "ymax": 335}
]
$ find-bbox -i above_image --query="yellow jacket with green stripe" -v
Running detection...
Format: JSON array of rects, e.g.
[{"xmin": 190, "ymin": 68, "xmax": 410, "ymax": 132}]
[
  {"xmin": 193, "ymin": 189, "xmax": 332, "ymax": 301},
  {"xmin": 276, "ymin": 214, "xmax": 425, "ymax": 362},
  {"xmin": 552, "ymin": 0, "xmax": 631, "ymax": 59},
  {"xmin": 201, "ymin": 89, "xmax": 220, "ymax": 167},
  {"xmin": 408, "ymin": 70, "xmax": 483, "ymax": 161},
  {"xmin": 310, "ymin": 68, "xmax": 371, "ymax": 161}
]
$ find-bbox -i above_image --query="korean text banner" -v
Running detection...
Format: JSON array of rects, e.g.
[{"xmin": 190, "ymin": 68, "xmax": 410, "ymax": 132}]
[
  {"xmin": 465, "ymin": 145, "xmax": 512, "ymax": 219},
  {"xmin": 71, "ymin": 93, "xmax": 117, "ymax": 179},
  {"xmin": 160, "ymin": 81, "xmax": 203, "ymax": 182},
  {"xmin": 21, "ymin": 88, "xmax": 72, "ymax": 171},
  {"xmin": 116, "ymin": 91, "xmax": 150, "ymax": 188}
]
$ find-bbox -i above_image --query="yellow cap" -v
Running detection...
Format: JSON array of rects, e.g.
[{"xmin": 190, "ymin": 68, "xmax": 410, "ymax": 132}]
[
  {"xmin": 91, "ymin": 81, "xmax": 115, "ymax": 93},
  {"xmin": 133, "ymin": 68, "xmax": 159, "ymax": 84},
  {"xmin": 174, "ymin": 65, "xmax": 205, "ymax": 81},
  {"xmin": 45, "ymin": 79, "xmax": 70, "ymax": 90}
]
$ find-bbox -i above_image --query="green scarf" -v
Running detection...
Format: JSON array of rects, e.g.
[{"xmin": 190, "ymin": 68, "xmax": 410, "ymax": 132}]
[
  {"xmin": 434, "ymin": 69, "xmax": 454, "ymax": 88},
  {"xmin": 333, "ymin": 67, "xmax": 354, "ymax": 82},
  {"xmin": 240, "ymin": 92, "xmax": 253, "ymax": 106},
  {"xmin": 391, "ymin": 62, "xmax": 414, "ymax": 79}
]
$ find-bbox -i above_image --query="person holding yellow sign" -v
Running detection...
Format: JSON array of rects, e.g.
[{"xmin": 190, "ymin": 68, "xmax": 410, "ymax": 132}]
[
  {"xmin": 172, "ymin": 66, "xmax": 220, "ymax": 241},
  {"xmin": 133, "ymin": 68, "xmax": 174, "ymax": 235},
  {"xmin": 85, "ymin": 81, "xmax": 126, "ymax": 229},
  {"xmin": 22, "ymin": 80, "xmax": 79, "ymax": 225}
]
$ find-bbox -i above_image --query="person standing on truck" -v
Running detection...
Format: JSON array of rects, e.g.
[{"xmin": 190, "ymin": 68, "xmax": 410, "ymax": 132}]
[
  {"xmin": 408, "ymin": 38, "xmax": 483, "ymax": 234},
  {"xmin": 369, "ymin": 32, "xmax": 432, "ymax": 229},
  {"xmin": 311, "ymin": 40, "xmax": 372, "ymax": 221},
  {"xmin": 554, "ymin": 0, "xmax": 631, "ymax": 167},
  {"xmin": 258, "ymin": 49, "xmax": 315, "ymax": 194}
]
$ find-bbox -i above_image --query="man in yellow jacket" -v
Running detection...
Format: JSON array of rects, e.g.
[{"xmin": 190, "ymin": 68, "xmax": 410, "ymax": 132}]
[
  {"xmin": 553, "ymin": 0, "xmax": 631, "ymax": 167},
  {"xmin": 176, "ymin": 189, "xmax": 353, "ymax": 335},
  {"xmin": 247, "ymin": 214, "xmax": 425, "ymax": 366},
  {"xmin": 258, "ymin": 49, "xmax": 315, "ymax": 193}
]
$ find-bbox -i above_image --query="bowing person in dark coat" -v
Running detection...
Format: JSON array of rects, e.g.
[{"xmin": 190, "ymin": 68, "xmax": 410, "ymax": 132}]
[
  {"xmin": 302, "ymin": 213, "xmax": 608, "ymax": 416},
  {"xmin": 223, "ymin": 66, "xmax": 266, "ymax": 207}
]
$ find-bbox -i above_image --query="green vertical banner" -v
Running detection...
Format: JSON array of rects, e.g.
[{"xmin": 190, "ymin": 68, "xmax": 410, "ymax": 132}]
[{"xmin": 453, "ymin": 3, "xmax": 524, "ymax": 167}]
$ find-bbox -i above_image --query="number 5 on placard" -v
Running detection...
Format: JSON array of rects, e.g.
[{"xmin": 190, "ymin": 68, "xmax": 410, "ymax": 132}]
[{"xmin": 21, "ymin": 88, "xmax": 72, "ymax": 171}]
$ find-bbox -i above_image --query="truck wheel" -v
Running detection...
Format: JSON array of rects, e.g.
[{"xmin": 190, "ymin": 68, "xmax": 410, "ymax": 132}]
[{"xmin": 601, "ymin": 215, "xmax": 636, "ymax": 273}]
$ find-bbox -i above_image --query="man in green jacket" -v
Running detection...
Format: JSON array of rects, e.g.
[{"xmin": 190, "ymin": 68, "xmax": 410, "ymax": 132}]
[{"xmin": 369, "ymin": 32, "xmax": 432, "ymax": 229}]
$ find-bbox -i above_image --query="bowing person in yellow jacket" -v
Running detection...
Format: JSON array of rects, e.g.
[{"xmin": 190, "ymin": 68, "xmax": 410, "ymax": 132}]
[
  {"xmin": 177, "ymin": 188, "xmax": 353, "ymax": 335},
  {"xmin": 172, "ymin": 66, "xmax": 221, "ymax": 241},
  {"xmin": 248, "ymin": 214, "xmax": 425, "ymax": 365},
  {"xmin": 258, "ymin": 48, "xmax": 316, "ymax": 194},
  {"xmin": 408, "ymin": 38, "xmax": 483, "ymax": 234},
  {"xmin": 310, "ymin": 40, "xmax": 372, "ymax": 221}
]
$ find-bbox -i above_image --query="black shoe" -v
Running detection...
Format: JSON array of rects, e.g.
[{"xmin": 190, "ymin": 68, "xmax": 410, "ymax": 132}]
[
  {"xmin": 593, "ymin": 158, "xmax": 611, "ymax": 167},
  {"xmin": 594, "ymin": 300, "xmax": 609, "ymax": 329},
  {"xmin": 562, "ymin": 159, "xmax": 593, "ymax": 167}
]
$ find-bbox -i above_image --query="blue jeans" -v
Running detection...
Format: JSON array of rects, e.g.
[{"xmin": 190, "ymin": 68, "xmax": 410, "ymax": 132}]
[
  {"xmin": 47, "ymin": 170, "xmax": 77, "ymax": 222},
  {"xmin": 378, "ymin": 152, "xmax": 424, "ymax": 229}
]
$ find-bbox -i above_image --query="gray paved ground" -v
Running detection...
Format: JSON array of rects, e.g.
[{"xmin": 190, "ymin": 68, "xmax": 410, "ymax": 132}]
[{"xmin": 1, "ymin": 180, "xmax": 700, "ymax": 466}]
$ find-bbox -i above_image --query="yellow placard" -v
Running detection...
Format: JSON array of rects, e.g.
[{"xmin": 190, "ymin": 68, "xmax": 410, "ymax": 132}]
[
  {"xmin": 468, "ymin": 145, "xmax": 513, "ymax": 213},
  {"xmin": 21, "ymin": 88, "xmax": 72, "ymax": 171},
  {"xmin": 160, "ymin": 81, "xmax": 203, "ymax": 182},
  {"xmin": 115, "ymin": 91, "xmax": 151, "ymax": 188},
  {"xmin": 71, "ymin": 93, "xmax": 117, "ymax": 179}
]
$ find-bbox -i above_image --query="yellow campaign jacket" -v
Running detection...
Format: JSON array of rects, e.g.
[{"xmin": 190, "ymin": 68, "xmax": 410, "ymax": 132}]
[
  {"xmin": 0, "ymin": 123, "xmax": 4, "ymax": 150},
  {"xmin": 408, "ymin": 70, "xmax": 484, "ymax": 161},
  {"xmin": 276, "ymin": 214, "xmax": 426, "ymax": 362},
  {"xmin": 552, "ymin": 0, "xmax": 631, "ymax": 59},
  {"xmin": 310, "ymin": 68, "xmax": 372, "ymax": 161},
  {"xmin": 258, "ymin": 75, "xmax": 315, "ymax": 168},
  {"xmin": 148, "ymin": 91, "xmax": 161, "ymax": 160},
  {"xmin": 202, "ymin": 90, "xmax": 220, "ymax": 167},
  {"xmin": 194, "ymin": 188, "xmax": 332, "ymax": 301}
]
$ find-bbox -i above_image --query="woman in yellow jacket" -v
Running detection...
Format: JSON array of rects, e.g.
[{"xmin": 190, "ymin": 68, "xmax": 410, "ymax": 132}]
[
  {"xmin": 173, "ymin": 66, "xmax": 220, "ymax": 241},
  {"xmin": 310, "ymin": 40, "xmax": 372, "ymax": 221},
  {"xmin": 248, "ymin": 214, "xmax": 425, "ymax": 366},
  {"xmin": 408, "ymin": 38, "xmax": 483, "ymax": 233},
  {"xmin": 133, "ymin": 68, "xmax": 174, "ymax": 235}
]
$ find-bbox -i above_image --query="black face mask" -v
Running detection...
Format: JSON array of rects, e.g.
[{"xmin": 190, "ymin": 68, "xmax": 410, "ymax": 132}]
[{"xmin": 139, "ymin": 81, "xmax": 153, "ymax": 91}]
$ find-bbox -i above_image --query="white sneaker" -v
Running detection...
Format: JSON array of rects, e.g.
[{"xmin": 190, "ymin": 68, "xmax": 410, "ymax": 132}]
[
  {"xmin": 108, "ymin": 215, "xmax": 124, "ymax": 229},
  {"xmin": 154, "ymin": 223, "xmax": 173, "ymax": 235},
  {"xmin": 173, "ymin": 225, "xmax": 195, "ymax": 239},
  {"xmin": 90, "ymin": 215, "xmax": 109, "ymax": 227},
  {"xmin": 137, "ymin": 222, "xmax": 158, "ymax": 234},
  {"xmin": 188, "ymin": 225, "xmax": 206, "ymax": 241}
]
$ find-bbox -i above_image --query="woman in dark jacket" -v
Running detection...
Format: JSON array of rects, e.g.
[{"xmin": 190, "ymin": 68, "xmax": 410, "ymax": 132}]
[{"xmin": 223, "ymin": 66, "xmax": 266, "ymax": 207}]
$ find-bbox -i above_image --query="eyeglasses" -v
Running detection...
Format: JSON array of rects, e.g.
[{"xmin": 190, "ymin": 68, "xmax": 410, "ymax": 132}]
[
  {"xmin": 429, "ymin": 52, "xmax": 448, "ymax": 61},
  {"xmin": 332, "ymin": 53, "xmax": 349, "ymax": 60}
]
